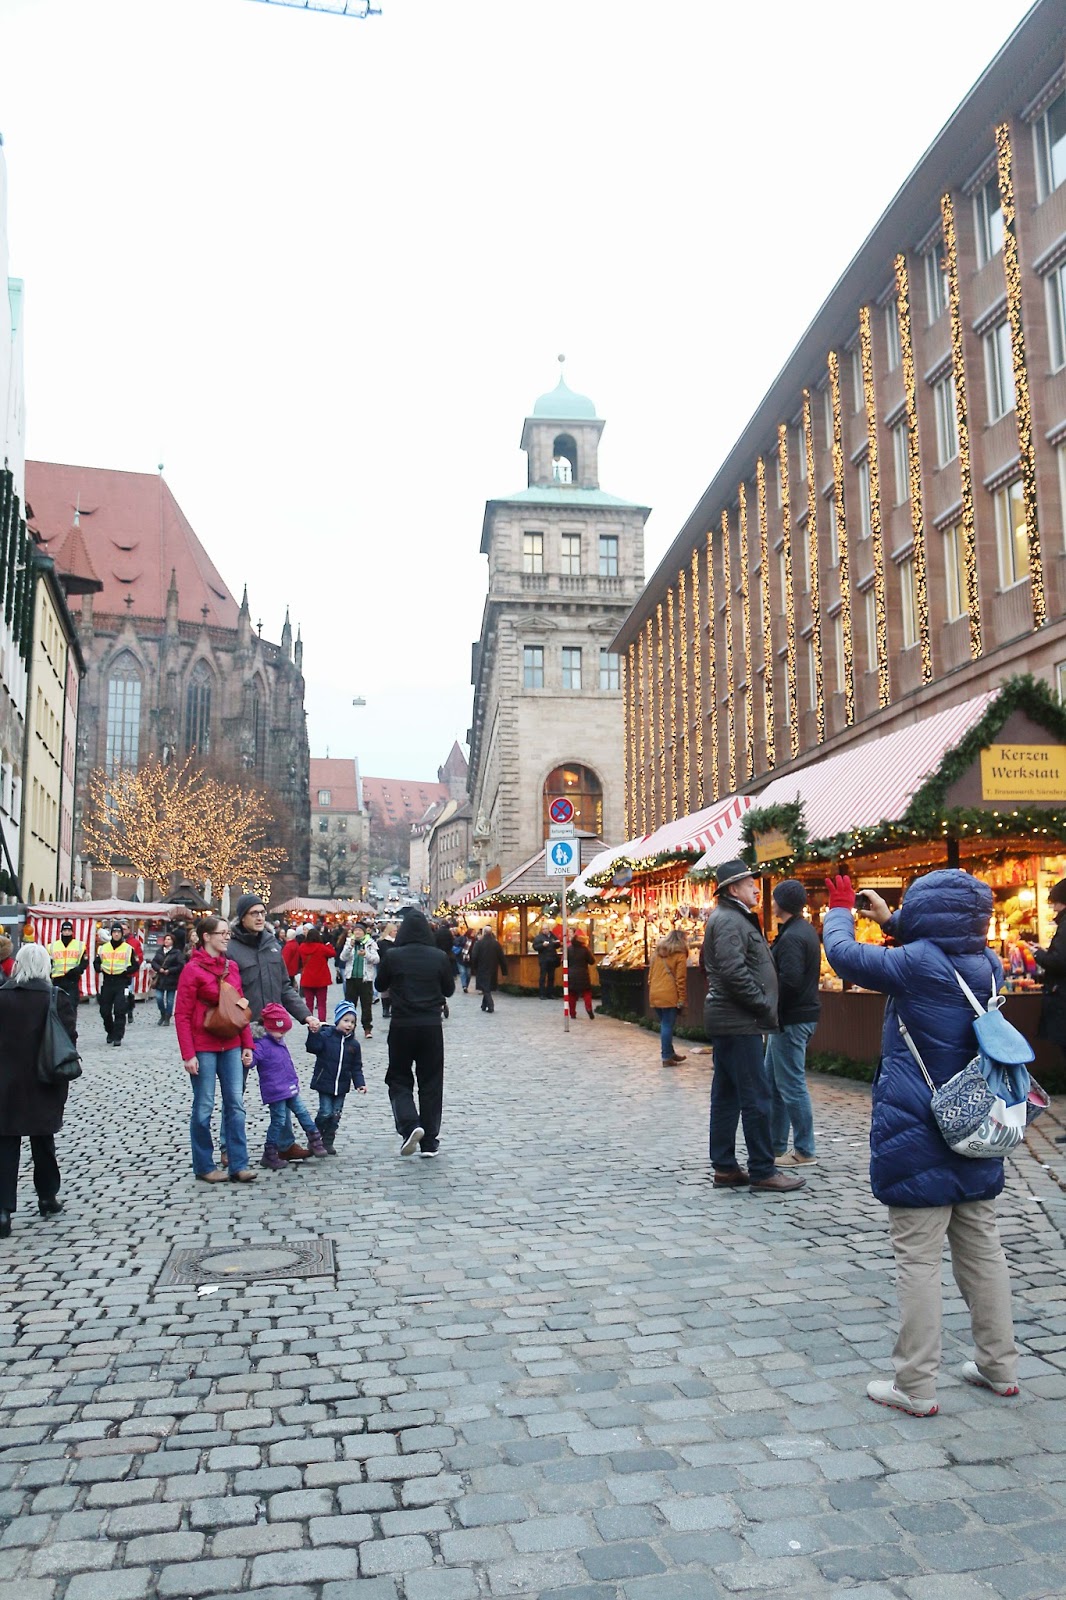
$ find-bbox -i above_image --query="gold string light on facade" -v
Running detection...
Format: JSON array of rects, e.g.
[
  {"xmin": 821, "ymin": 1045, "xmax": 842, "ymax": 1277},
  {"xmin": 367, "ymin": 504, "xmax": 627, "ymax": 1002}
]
[
  {"xmin": 893, "ymin": 255, "xmax": 933, "ymax": 683},
  {"xmin": 655, "ymin": 607, "xmax": 666, "ymax": 827},
  {"xmin": 646, "ymin": 616, "xmax": 656, "ymax": 827},
  {"xmin": 665, "ymin": 587, "xmax": 677, "ymax": 821},
  {"xmin": 637, "ymin": 628, "xmax": 647, "ymax": 833},
  {"xmin": 720, "ymin": 509, "xmax": 736, "ymax": 790},
  {"xmin": 827, "ymin": 353, "xmax": 855, "ymax": 725},
  {"xmin": 756, "ymin": 457, "xmax": 775, "ymax": 763},
  {"xmin": 624, "ymin": 645, "xmax": 635, "ymax": 837},
  {"xmin": 678, "ymin": 566, "xmax": 690, "ymax": 813},
  {"xmin": 777, "ymin": 426, "xmax": 800, "ymax": 757},
  {"xmin": 737, "ymin": 482, "xmax": 755, "ymax": 780},
  {"xmin": 691, "ymin": 546, "xmax": 705, "ymax": 807},
  {"xmin": 705, "ymin": 528, "xmax": 720, "ymax": 801},
  {"xmin": 802, "ymin": 390, "xmax": 825, "ymax": 743},
  {"xmin": 996, "ymin": 121, "xmax": 1045, "ymax": 629},
  {"xmin": 940, "ymin": 193, "xmax": 982, "ymax": 659},
  {"xmin": 859, "ymin": 306, "xmax": 890, "ymax": 706}
]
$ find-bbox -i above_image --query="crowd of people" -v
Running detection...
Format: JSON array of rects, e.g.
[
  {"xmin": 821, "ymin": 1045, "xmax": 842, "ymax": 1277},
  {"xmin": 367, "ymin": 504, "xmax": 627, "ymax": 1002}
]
[{"xmin": 1, "ymin": 861, "xmax": 1064, "ymax": 1425}]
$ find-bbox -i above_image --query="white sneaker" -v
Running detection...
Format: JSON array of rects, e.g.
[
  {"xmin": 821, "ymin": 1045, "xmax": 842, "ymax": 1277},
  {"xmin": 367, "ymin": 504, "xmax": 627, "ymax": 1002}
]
[
  {"xmin": 400, "ymin": 1126, "xmax": 424, "ymax": 1156},
  {"xmin": 866, "ymin": 1379, "xmax": 938, "ymax": 1416},
  {"xmin": 960, "ymin": 1361, "xmax": 1019, "ymax": 1397}
]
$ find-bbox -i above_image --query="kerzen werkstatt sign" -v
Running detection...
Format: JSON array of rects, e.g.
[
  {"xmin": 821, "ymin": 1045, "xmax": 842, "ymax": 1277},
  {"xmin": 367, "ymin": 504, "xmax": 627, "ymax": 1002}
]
[{"xmin": 979, "ymin": 744, "xmax": 1066, "ymax": 802}]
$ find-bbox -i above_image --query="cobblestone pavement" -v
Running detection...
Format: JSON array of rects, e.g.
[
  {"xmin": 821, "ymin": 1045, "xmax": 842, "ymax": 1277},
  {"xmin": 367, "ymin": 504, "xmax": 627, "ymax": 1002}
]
[{"xmin": 4, "ymin": 987, "xmax": 1066, "ymax": 1600}]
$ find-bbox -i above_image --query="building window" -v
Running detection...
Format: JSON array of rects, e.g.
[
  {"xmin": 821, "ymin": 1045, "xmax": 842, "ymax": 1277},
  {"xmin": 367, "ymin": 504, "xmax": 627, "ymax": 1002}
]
[
  {"xmin": 598, "ymin": 535, "xmax": 619, "ymax": 577},
  {"xmin": 543, "ymin": 762, "xmax": 602, "ymax": 837},
  {"xmin": 105, "ymin": 655, "xmax": 141, "ymax": 774},
  {"xmin": 1058, "ymin": 442, "xmax": 1066, "ymax": 549},
  {"xmin": 864, "ymin": 589, "xmax": 878, "ymax": 673},
  {"xmin": 1058, "ymin": 660, "xmax": 1066, "ymax": 703},
  {"xmin": 851, "ymin": 347, "xmax": 863, "ymax": 414},
  {"xmin": 885, "ymin": 298, "xmax": 901, "ymax": 371},
  {"xmin": 823, "ymin": 384, "xmax": 833, "ymax": 439},
  {"xmin": 337, "ymin": 817, "xmax": 347, "ymax": 832},
  {"xmin": 552, "ymin": 433, "xmax": 577, "ymax": 484},
  {"xmin": 944, "ymin": 521, "xmax": 967, "ymax": 621},
  {"xmin": 994, "ymin": 480, "xmax": 1029, "ymax": 588},
  {"xmin": 924, "ymin": 241, "xmax": 949, "ymax": 322},
  {"xmin": 780, "ymin": 658, "xmax": 791, "ymax": 725},
  {"xmin": 796, "ymin": 429, "xmax": 808, "ymax": 480},
  {"xmin": 974, "ymin": 176, "xmax": 1004, "ymax": 267},
  {"xmin": 778, "ymin": 548, "xmax": 787, "ymax": 603},
  {"xmin": 317, "ymin": 789, "xmax": 331, "ymax": 805},
  {"xmin": 807, "ymin": 639, "xmax": 817, "ymax": 707},
  {"xmin": 599, "ymin": 649, "xmax": 620, "ymax": 690},
  {"xmin": 900, "ymin": 559, "xmax": 918, "ymax": 648},
  {"xmin": 827, "ymin": 494, "xmax": 839, "ymax": 567},
  {"xmin": 523, "ymin": 645, "xmax": 544, "ymax": 688},
  {"xmin": 799, "ymin": 520, "xmax": 811, "ymax": 591},
  {"xmin": 1035, "ymin": 89, "xmax": 1066, "ymax": 202},
  {"xmin": 1047, "ymin": 261, "xmax": 1066, "ymax": 372},
  {"xmin": 775, "ymin": 453, "xmax": 784, "ymax": 507},
  {"xmin": 522, "ymin": 532, "xmax": 544, "ymax": 574},
  {"xmin": 561, "ymin": 647, "xmax": 582, "ymax": 690},
  {"xmin": 857, "ymin": 457, "xmax": 872, "ymax": 540},
  {"xmin": 985, "ymin": 320, "xmax": 1015, "ymax": 420},
  {"xmin": 933, "ymin": 372, "xmax": 959, "ymax": 466},
  {"xmin": 891, "ymin": 421, "xmax": 910, "ymax": 505},
  {"xmin": 560, "ymin": 533, "xmax": 582, "ymax": 576},
  {"xmin": 833, "ymin": 614, "xmax": 845, "ymax": 693},
  {"xmin": 184, "ymin": 663, "xmax": 212, "ymax": 755},
  {"xmin": 318, "ymin": 818, "xmax": 328, "ymax": 834}
]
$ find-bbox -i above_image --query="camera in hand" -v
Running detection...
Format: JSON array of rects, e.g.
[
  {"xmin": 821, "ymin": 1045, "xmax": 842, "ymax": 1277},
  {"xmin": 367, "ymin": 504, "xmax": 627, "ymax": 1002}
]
[{"xmin": 855, "ymin": 892, "xmax": 872, "ymax": 911}]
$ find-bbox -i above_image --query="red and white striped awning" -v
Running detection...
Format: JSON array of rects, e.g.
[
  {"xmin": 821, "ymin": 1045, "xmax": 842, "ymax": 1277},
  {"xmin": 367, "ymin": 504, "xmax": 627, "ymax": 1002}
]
[
  {"xmin": 631, "ymin": 793, "xmax": 754, "ymax": 864},
  {"xmin": 449, "ymin": 878, "xmax": 486, "ymax": 907}
]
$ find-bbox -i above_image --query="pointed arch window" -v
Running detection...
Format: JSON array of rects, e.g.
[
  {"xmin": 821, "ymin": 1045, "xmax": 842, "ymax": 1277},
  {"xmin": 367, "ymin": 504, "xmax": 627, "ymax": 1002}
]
[
  {"xmin": 105, "ymin": 653, "xmax": 142, "ymax": 773},
  {"xmin": 185, "ymin": 662, "xmax": 213, "ymax": 755},
  {"xmin": 251, "ymin": 692, "xmax": 263, "ymax": 774}
]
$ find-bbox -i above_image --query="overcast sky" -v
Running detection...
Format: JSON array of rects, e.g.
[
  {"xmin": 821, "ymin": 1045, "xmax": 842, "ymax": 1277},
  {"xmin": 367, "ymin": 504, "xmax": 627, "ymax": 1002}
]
[{"xmin": 1, "ymin": 0, "xmax": 1035, "ymax": 779}]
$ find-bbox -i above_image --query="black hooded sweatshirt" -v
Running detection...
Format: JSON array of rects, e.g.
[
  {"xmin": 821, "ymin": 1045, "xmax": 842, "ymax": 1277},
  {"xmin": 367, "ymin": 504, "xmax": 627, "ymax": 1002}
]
[{"xmin": 376, "ymin": 913, "xmax": 455, "ymax": 1026}]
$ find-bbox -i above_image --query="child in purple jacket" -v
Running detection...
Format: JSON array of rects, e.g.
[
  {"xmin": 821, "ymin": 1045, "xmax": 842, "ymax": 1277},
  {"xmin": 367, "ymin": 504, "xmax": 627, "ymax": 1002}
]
[{"xmin": 254, "ymin": 1004, "xmax": 327, "ymax": 1169}]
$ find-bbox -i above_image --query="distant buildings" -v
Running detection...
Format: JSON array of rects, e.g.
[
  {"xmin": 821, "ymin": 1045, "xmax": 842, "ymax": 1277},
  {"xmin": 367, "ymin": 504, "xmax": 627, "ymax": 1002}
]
[
  {"xmin": 362, "ymin": 771, "xmax": 450, "ymax": 874},
  {"xmin": 309, "ymin": 757, "xmax": 369, "ymax": 896}
]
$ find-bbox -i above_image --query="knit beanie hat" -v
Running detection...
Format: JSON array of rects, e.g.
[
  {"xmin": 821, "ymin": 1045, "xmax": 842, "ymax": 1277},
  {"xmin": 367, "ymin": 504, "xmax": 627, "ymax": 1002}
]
[
  {"xmin": 236, "ymin": 893, "xmax": 266, "ymax": 923},
  {"xmin": 260, "ymin": 1002, "xmax": 292, "ymax": 1033},
  {"xmin": 1049, "ymin": 879, "xmax": 1066, "ymax": 907},
  {"xmin": 772, "ymin": 879, "xmax": 808, "ymax": 916},
  {"xmin": 334, "ymin": 1000, "xmax": 356, "ymax": 1025}
]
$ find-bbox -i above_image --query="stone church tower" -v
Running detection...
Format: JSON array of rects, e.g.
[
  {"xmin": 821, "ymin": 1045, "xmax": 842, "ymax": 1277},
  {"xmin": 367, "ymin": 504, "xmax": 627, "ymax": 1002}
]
[{"xmin": 468, "ymin": 368, "xmax": 648, "ymax": 875}]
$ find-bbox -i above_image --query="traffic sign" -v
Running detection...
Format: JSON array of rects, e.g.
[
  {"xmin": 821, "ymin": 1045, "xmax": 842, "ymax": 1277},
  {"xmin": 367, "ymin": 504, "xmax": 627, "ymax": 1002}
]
[
  {"xmin": 549, "ymin": 821, "xmax": 576, "ymax": 839},
  {"xmin": 545, "ymin": 837, "xmax": 578, "ymax": 876},
  {"xmin": 549, "ymin": 796, "xmax": 575, "ymax": 825}
]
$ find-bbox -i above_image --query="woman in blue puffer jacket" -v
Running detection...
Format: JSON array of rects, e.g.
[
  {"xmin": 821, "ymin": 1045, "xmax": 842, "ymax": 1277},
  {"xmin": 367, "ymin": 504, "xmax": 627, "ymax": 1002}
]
[{"xmin": 823, "ymin": 868, "xmax": 1019, "ymax": 1418}]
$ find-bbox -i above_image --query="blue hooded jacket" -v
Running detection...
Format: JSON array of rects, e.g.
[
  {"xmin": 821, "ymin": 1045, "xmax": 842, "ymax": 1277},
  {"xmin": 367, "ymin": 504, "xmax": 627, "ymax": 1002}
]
[{"xmin": 822, "ymin": 870, "xmax": 1005, "ymax": 1209}]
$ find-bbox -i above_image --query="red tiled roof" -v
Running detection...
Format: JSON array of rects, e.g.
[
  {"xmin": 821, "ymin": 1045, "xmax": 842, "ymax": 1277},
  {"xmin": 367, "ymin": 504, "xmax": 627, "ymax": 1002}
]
[
  {"xmin": 310, "ymin": 758, "xmax": 362, "ymax": 813},
  {"xmin": 362, "ymin": 775, "xmax": 449, "ymax": 828},
  {"xmin": 26, "ymin": 461, "xmax": 239, "ymax": 628}
]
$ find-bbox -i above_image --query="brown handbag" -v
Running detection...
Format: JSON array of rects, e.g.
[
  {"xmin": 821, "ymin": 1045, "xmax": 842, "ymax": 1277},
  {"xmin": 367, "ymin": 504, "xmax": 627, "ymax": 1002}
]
[{"xmin": 203, "ymin": 977, "xmax": 252, "ymax": 1039}]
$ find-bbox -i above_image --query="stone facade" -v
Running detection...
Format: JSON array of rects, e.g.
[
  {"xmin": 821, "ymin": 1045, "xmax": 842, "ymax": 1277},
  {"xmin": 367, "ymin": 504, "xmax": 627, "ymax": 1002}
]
[
  {"xmin": 468, "ymin": 375, "xmax": 648, "ymax": 877},
  {"xmin": 309, "ymin": 757, "xmax": 370, "ymax": 897}
]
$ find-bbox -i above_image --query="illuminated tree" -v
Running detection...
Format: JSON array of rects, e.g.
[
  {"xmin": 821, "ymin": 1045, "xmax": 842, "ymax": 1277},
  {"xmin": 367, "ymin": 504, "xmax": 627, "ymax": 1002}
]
[
  {"xmin": 194, "ymin": 779, "xmax": 288, "ymax": 899},
  {"xmin": 82, "ymin": 756, "xmax": 205, "ymax": 893}
]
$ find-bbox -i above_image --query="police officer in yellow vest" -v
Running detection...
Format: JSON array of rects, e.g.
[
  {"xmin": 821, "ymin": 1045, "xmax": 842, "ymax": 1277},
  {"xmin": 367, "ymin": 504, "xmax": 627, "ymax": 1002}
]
[
  {"xmin": 48, "ymin": 920, "xmax": 88, "ymax": 1009},
  {"xmin": 93, "ymin": 924, "xmax": 140, "ymax": 1047}
]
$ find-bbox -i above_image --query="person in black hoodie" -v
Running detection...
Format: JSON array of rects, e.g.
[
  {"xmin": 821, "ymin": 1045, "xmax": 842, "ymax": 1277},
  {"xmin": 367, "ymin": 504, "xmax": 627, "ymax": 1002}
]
[
  {"xmin": 376, "ymin": 912, "xmax": 455, "ymax": 1157},
  {"xmin": 764, "ymin": 879, "xmax": 821, "ymax": 1167}
]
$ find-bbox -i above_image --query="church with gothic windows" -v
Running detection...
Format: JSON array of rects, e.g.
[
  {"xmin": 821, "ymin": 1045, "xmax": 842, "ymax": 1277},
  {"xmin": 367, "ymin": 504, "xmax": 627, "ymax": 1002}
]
[{"xmin": 26, "ymin": 463, "xmax": 310, "ymax": 901}]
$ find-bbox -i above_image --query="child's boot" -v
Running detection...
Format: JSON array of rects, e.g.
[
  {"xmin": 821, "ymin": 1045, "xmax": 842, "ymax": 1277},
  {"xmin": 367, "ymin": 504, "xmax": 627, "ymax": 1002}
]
[
  {"xmin": 322, "ymin": 1117, "xmax": 338, "ymax": 1155},
  {"xmin": 261, "ymin": 1144, "xmax": 289, "ymax": 1171},
  {"xmin": 308, "ymin": 1130, "xmax": 328, "ymax": 1157}
]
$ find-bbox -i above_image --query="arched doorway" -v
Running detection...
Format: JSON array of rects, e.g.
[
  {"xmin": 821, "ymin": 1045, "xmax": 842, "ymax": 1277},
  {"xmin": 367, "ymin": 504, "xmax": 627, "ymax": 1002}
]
[{"xmin": 542, "ymin": 762, "xmax": 603, "ymax": 837}]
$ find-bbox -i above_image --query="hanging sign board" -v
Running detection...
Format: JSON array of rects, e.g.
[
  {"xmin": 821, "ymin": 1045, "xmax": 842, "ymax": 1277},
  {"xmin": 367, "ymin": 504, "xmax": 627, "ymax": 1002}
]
[
  {"xmin": 753, "ymin": 827, "xmax": 792, "ymax": 865},
  {"xmin": 979, "ymin": 744, "xmax": 1066, "ymax": 802},
  {"xmin": 545, "ymin": 838, "xmax": 578, "ymax": 877}
]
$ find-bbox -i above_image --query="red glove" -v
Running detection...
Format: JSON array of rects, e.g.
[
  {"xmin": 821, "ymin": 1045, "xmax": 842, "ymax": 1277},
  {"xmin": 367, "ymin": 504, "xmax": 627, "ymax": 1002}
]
[{"xmin": 825, "ymin": 873, "xmax": 856, "ymax": 910}]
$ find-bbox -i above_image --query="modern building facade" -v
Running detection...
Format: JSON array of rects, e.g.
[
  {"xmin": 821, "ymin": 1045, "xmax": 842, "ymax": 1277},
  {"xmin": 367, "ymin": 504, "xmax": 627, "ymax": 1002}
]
[
  {"xmin": 615, "ymin": 1, "xmax": 1066, "ymax": 833},
  {"xmin": 309, "ymin": 757, "xmax": 369, "ymax": 896},
  {"xmin": 468, "ymin": 369, "xmax": 648, "ymax": 875}
]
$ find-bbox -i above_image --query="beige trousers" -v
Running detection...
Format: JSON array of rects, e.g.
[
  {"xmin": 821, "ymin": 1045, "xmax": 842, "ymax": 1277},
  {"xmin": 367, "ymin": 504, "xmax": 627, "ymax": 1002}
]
[{"xmin": 887, "ymin": 1199, "xmax": 1018, "ymax": 1401}]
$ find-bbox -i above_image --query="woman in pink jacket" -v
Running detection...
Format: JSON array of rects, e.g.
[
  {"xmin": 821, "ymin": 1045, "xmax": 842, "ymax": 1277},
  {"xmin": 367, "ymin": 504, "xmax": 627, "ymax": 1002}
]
[{"xmin": 175, "ymin": 915, "xmax": 257, "ymax": 1184}]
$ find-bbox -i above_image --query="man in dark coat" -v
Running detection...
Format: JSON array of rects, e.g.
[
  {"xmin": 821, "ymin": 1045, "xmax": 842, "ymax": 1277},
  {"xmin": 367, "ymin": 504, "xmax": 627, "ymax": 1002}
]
[
  {"xmin": 532, "ymin": 923, "xmax": 561, "ymax": 999},
  {"xmin": 702, "ymin": 860, "xmax": 804, "ymax": 1195},
  {"xmin": 470, "ymin": 928, "xmax": 507, "ymax": 1013},
  {"xmin": 765, "ymin": 879, "xmax": 822, "ymax": 1166},
  {"xmin": 1029, "ymin": 878, "xmax": 1066, "ymax": 1141},
  {"xmin": 376, "ymin": 912, "xmax": 455, "ymax": 1156},
  {"xmin": 0, "ymin": 944, "xmax": 77, "ymax": 1236}
]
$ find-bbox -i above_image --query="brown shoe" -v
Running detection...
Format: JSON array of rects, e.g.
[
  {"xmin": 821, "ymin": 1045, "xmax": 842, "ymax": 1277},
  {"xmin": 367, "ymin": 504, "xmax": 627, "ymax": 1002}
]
[
  {"xmin": 229, "ymin": 1169, "xmax": 259, "ymax": 1183},
  {"xmin": 712, "ymin": 1167, "xmax": 750, "ymax": 1187},
  {"xmin": 281, "ymin": 1144, "xmax": 311, "ymax": 1161},
  {"xmin": 196, "ymin": 1170, "xmax": 229, "ymax": 1184},
  {"xmin": 662, "ymin": 1055, "xmax": 687, "ymax": 1066},
  {"xmin": 750, "ymin": 1171, "xmax": 806, "ymax": 1193}
]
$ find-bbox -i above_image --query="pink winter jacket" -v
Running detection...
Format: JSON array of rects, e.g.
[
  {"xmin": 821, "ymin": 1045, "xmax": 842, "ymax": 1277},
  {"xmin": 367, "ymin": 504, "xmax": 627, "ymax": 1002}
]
[{"xmin": 175, "ymin": 950, "xmax": 254, "ymax": 1059}]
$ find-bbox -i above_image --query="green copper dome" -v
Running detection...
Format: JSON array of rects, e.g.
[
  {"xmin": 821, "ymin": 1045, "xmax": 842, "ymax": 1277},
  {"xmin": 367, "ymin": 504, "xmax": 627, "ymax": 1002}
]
[{"xmin": 532, "ymin": 375, "xmax": 598, "ymax": 420}]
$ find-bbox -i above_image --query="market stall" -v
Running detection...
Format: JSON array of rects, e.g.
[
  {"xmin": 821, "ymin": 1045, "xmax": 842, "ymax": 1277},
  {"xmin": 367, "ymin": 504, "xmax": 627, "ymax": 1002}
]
[
  {"xmin": 461, "ymin": 835, "xmax": 611, "ymax": 989},
  {"xmin": 270, "ymin": 897, "xmax": 375, "ymax": 929},
  {"xmin": 27, "ymin": 900, "xmax": 189, "ymax": 999}
]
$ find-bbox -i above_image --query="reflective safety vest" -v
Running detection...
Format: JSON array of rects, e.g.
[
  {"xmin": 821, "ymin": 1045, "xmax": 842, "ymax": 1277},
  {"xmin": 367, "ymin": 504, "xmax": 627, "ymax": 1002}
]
[
  {"xmin": 49, "ymin": 938, "xmax": 86, "ymax": 977},
  {"xmin": 98, "ymin": 942, "xmax": 133, "ymax": 977}
]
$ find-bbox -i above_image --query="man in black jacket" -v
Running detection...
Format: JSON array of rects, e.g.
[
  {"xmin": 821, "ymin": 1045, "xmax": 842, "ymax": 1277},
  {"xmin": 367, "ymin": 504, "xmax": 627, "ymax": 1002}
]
[
  {"xmin": 532, "ymin": 923, "xmax": 561, "ymax": 999},
  {"xmin": 702, "ymin": 860, "xmax": 803, "ymax": 1195},
  {"xmin": 376, "ymin": 912, "xmax": 455, "ymax": 1157},
  {"xmin": 765, "ymin": 879, "xmax": 821, "ymax": 1167}
]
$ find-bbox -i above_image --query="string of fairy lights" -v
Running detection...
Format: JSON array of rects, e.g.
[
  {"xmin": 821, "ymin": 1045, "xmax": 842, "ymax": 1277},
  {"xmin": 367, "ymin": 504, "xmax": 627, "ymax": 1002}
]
[
  {"xmin": 636, "ymin": 629, "xmax": 647, "ymax": 834},
  {"xmin": 622, "ymin": 648, "xmax": 632, "ymax": 837},
  {"xmin": 801, "ymin": 391, "xmax": 825, "ymax": 745},
  {"xmin": 655, "ymin": 603, "xmax": 666, "ymax": 823},
  {"xmin": 720, "ymin": 509, "xmax": 736, "ymax": 790},
  {"xmin": 737, "ymin": 482, "xmax": 755, "ymax": 781},
  {"xmin": 858, "ymin": 306, "xmax": 891, "ymax": 708},
  {"xmin": 893, "ymin": 254, "xmax": 933, "ymax": 683},
  {"xmin": 940, "ymin": 192, "xmax": 982, "ymax": 660},
  {"xmin": 691, "ymin": 545, "xmax": 704, "ymax": 808},
  {"xmin": 996, "ymin": 121, "xmax": 1045, "ymax": 630},
  {"xmin": 827, "ymin": 353, "xmax": 856, "ymax": 726},
  {"xmin": 756, "ymin": 457, "xmax": 775, "ymax": 763},
  {"xmin": 776, "ymin": 425, "xmax": 800, "ymax": 756},
  {"xmin": 704, "ymin": 527, "xmax": 720, "ymax": 801},
  {"xmin": 678, "ymin": 566, "xmax": 690, "ymax": 812},
  {"xmin": 665, "ymin": 587, "xmax": 677, "ymax": 821}
]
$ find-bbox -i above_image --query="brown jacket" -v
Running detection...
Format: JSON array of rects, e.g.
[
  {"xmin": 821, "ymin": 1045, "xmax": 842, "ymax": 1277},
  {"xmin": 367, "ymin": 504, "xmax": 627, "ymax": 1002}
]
[{"xmin": 649, "ymin": 948, "xmax": 688, "ymax": 1009}]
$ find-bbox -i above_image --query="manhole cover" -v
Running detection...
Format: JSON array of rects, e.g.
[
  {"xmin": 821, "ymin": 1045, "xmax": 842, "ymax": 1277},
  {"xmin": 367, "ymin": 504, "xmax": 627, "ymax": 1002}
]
[{"xmin": 156, "ymin": 1238, "xmax": 335, "ymax": 1287}]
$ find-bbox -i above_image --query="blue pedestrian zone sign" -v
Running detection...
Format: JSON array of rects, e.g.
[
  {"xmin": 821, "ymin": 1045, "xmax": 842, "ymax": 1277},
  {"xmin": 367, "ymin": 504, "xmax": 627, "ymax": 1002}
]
[{"xmin": 545, "ymin": 837, "xmax": 577, "ymax": 876}]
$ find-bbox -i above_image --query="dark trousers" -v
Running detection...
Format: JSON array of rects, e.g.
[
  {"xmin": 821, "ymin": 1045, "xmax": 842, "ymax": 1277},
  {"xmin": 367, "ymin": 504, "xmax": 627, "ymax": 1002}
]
[
  {"xmin": 99, "ymin": 979, "xmax": 127, "ymax": 1042},
  {"xmin": 0, "ymin": 1135, "xmax": 59, "ymax": 1212},
  {"xmin": 479, "ymin": 987, "xmax": 495, "ymax": 1013},
  {"xmin": 538, "ymin": 962, "xmax": 558, "ymax": 998},
  {"xmin": 345, "ymin": 978, "xmax": 374, "ymax": 1030},
  {"xmin": 55, "ymin": 976, "xmax": 81, "ymax": 1010},
  {"xmin": 385, "ymin": 1023, "xmax": 444, "ymax": 1150},
  {"xmin": 708, "ymin": 1032, "xmax": 775, "ymax": 1182}
]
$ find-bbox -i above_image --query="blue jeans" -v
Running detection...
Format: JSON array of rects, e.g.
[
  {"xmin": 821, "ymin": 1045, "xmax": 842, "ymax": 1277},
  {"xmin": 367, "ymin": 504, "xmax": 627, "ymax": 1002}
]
[
  {"xmin": 317, "ymin": 1091, "xmax": 346, "ymax": 1125},
  {"xmin": 655, "ymin": 1006, "xmax": 678, "ymax": 1060},
  {"xmin": 156, "ymin": 988, "xmax": 175, "ymax": 1020},
  {"xmin": 708, "ymin": 1032, "xmax": 776, "ymax": 1182},
  {"xmin": 190, "ymin": 1048, "xmax": 248, "ymax": 1176},
  {"xmin": 459, "ymin": 963, "xmax": 471, "ymax": 993},
  {"xmin": 267, "ymin": 1095, "xmax": 316, "ymax": 1147},
  {"xmin": 766, "ymin": 1020, "xmax": 818, "ymax": 1157}
]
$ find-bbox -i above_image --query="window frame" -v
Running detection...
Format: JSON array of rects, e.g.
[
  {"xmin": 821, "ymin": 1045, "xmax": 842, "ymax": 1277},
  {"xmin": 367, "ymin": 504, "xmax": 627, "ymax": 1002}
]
[
  {"xmin": 974, "ymin": 175, "xmax": 1004, "ymax": 268},
  {"xmin": 598, "ymin": 534, "xmax": 619, "ymax": 577},
  {"xmin": 599, "ymin": 648, "xmax": 620, "ymax": 691},
  {"xmin": 522, "ymin": 531, "xmax": 544, "ymax": 575},
  {"xmin": 933, "ymin": 371, "xmax": 959, "ymax": 466},
  {"xmin": 924, "ymin": 241, "xmax": 949, "ymax": 322},
  {"xmin": 899, "ymin": 559, "xmax": 918, "ymax": 649},
  {"xmin": 891, "ymin": 420, "xmax": 910, "ymax": 505},
  {"xmin": 560, "ymin": 533, "xmax": 582, "ymax": 577},
  {"xmin": 857, "ymin": 457, "xmax": 872, "ymax": 540},
  {"xmin": 994, "ymin": 480, "xmax": 1029, "ymax": 589},
  {"xmin": 943, "ymin": 521, "xmax": 967, "ymax": 622},
  {"xmin": 522, "ymin": 644, "xmax": 545, "ymax": 689},
  {"xmin": 984, "ymin": 320, "xmax": 1016, "ymax": 421},
  {"xmin": 1034, "ymin": 89, "xmax": 1066, "ymax": 203},
  {"xmin": 864, "ymin": 588, "xmax": 878, "ymax": 674},
  {"xmin": 1046, "ymin": 261, "xmax": 1066, "ymax": 372},
  {"xmin": 885, "ymin": 298, "xmax": 901, "ymax": 371},
  {"xmin": 561, "ymin": 646, "xmax": 583, "ymax": 691}
]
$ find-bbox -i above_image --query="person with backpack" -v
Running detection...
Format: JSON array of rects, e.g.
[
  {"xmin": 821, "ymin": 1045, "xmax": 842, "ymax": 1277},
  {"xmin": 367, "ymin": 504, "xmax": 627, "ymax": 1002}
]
[{"xmin": 822, "ymin": 869, "xmax": 1019, "ymax": 1417}]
